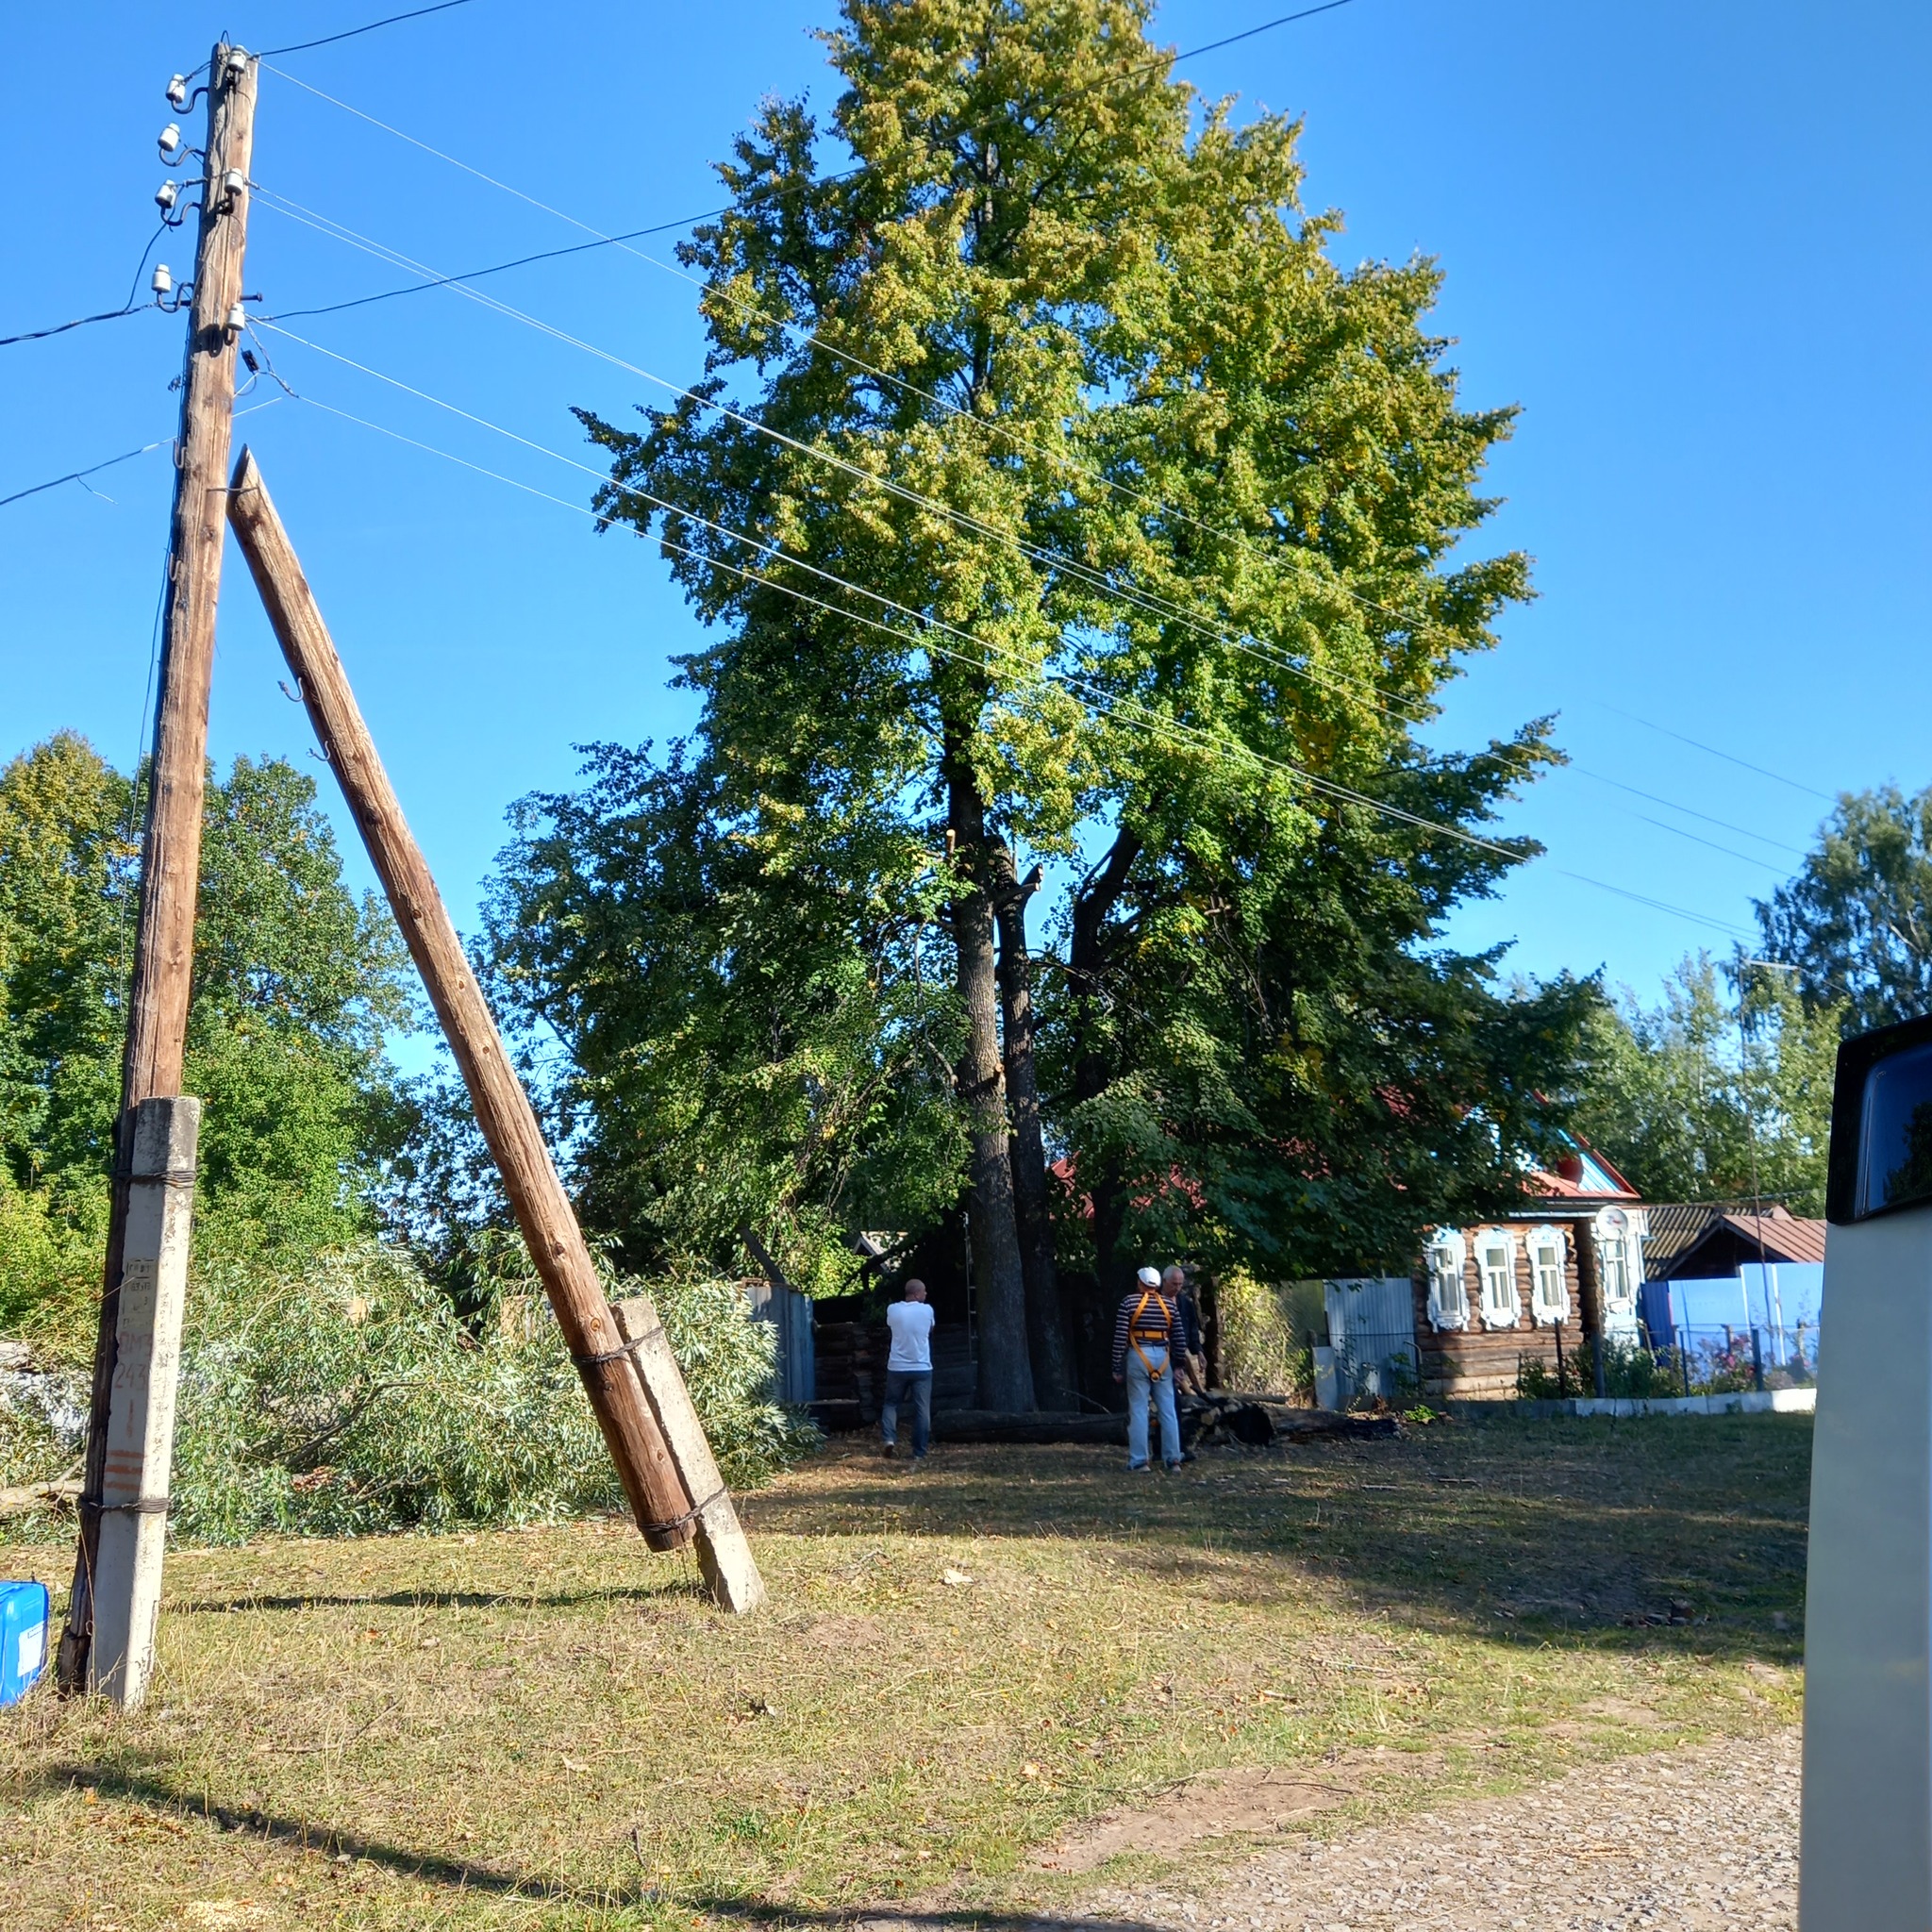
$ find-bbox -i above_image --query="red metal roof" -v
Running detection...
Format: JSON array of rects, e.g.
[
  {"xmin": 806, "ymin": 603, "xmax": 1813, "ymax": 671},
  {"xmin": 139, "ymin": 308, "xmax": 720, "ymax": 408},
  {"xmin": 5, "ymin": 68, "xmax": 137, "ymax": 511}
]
[
  {"xmin": 1645, "ymin": 1201, "xmax": 1826, "ymax": 1273},
  {"xmin": 1526, "ymin": 1131, "xmax": 1642, "ymax": 1204}
]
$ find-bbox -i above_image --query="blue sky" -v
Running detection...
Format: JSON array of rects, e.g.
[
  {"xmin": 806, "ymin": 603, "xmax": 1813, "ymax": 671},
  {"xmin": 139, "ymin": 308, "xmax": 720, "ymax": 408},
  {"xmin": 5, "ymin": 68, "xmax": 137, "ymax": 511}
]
[{"xmin": 5, "ymin": 0, "xmax": 1928, "ymax": 1054}]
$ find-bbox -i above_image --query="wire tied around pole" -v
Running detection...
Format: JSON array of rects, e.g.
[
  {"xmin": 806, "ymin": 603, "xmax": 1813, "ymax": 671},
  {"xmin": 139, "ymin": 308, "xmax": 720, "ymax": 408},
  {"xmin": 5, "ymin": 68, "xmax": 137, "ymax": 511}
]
[
  {"xmin": 571, "ymin": 1321, "xmax": 668, "ymax": 1371},
  {"xmin": 636, "ymin": 1487, "xmax": 728, "ymax": 1541}
]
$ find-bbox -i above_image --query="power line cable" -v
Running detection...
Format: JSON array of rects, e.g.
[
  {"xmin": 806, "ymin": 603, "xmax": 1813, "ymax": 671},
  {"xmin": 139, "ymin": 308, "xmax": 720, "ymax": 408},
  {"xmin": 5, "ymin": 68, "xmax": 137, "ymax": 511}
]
[
  {"xmin": 1623, "ymin": 814, "xmax": 1785, "ymax": 874},
  {"xmin": 259, "ymin": 58, "xmax": 1441, "ymax": 686},
  {"xmin": 260, "ymin": 217, "xmax": 724, "ymax": 322},
  {"xmin": 261, "ymin": 42, "xmax": 1840, "ymax": 824},
  {"xmin": 1124, "ymin": 0, "xmax": 1358, "ymax": 77},
  {"xmin": 0, "ymin": 439, "xmax": 171, "ymax": 510},
  {"xmin": 259, "ymin": 0, "xmax": 479, "ymax": 58},
  {"xmin": 1, "ymin": 301, "xmax": 151, "ymax": 351},
  {"xmin": 1588, "ymin": 700, "xmax": 1836, "ymax": 805},
  {"xmin": 2, "ymin": 223, "xmax": 169, "ymax": 349},
  {"xmin": 251, "ymin": 190, "xmax": 1447, "ymax": 736},
  {"xmin": 280, "ymin": 377, "xmax": 1547, "ymax": 868},
  {"xmin": 254, "ymin": 331, "xmax": 1754, "ymax": 941},
  {"xmin": 1568, "ymin": 769, "xmax": 1806, "ymax": 858},
  {"xmin": 251, "ymin": 193, "xmax": 1806, "ymax": 884}
]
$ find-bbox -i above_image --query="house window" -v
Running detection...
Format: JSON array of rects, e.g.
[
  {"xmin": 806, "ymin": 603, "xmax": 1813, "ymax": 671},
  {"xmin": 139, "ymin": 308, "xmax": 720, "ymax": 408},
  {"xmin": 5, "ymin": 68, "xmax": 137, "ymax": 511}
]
[
  {"xmin": 1424, "ymin": 1230, "xmax": 1468, "ymax": 1330},
  {"xmin": 1476, "ymin": 1230, "xmax": 1521, "ymax": 1329},
  {"xmin": 1527, "ymin": 1225, "xmax": 1569, "ymax": 1325},
  {"xmin": 1595, "ymin": 1206, "xmax": 1637, "ymax": 1312}
]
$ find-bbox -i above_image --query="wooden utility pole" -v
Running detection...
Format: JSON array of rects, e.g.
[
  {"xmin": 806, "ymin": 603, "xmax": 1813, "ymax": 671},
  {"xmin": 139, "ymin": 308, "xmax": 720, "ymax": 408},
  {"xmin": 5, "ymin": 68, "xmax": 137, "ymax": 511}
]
[
  {"xmin": 60, "ymin": 43, "xmax": 258, "ymax": 1693},
  {"xmin": 225, "ymin": 449, "xmax": 704, "ymax": 1560}
]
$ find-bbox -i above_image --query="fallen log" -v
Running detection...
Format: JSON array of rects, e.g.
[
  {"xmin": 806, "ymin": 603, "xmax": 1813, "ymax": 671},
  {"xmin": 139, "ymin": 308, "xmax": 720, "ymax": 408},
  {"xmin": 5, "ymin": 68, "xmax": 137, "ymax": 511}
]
[
  {"xmin": 925, "ymin": 1405, "xmax": 1399, "ymax": 1447},
  {"xmin": 0, "ymin": 1477, "xmax": 82, "ymax": 1519},
  {"xmin": 932, "ymin": 1409, "xmax": 1124, "ymax": 1445}
]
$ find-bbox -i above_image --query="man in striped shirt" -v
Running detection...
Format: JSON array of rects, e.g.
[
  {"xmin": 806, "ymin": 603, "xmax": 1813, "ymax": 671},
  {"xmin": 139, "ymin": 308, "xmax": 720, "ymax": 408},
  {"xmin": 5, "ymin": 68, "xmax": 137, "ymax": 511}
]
[{"xmin": 1111, "ymin": 1265, "xmax": 1193, "ymax": 1471}]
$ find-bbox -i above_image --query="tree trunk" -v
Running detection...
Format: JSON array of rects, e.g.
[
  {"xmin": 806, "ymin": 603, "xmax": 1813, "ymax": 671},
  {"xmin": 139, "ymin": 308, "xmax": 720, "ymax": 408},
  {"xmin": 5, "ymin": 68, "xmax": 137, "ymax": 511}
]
[
  {"xmin": 992, "ymin": 846, "xmax": 1074, "ymax": 1408},
  {"xmin": 1068, "ymin": 827, "xmax": 1142, "ymax": 1298},
  {"xmin": 945, "ymin": 741, "xmax": 1036, "ymax": 1412}
]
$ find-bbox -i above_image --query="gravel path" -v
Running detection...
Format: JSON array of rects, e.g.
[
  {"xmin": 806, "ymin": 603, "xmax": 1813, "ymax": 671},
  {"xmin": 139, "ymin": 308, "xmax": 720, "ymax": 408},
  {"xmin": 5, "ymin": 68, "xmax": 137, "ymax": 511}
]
[{"xmin": 1081, "ymin": 1729, "xmax": 1800, "ymax": 1931}]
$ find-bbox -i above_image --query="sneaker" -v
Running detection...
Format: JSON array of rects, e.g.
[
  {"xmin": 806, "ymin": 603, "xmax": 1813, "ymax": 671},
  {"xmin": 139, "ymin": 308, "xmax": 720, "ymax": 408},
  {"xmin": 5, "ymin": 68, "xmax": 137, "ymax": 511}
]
[
  {"xmin": 880, "ymin": 1441, "xmax": 897, "ymax": 1458},
  {"xmin": 1125, "ymin": 1460, "xmax": 1150, "ymax": 1472}
]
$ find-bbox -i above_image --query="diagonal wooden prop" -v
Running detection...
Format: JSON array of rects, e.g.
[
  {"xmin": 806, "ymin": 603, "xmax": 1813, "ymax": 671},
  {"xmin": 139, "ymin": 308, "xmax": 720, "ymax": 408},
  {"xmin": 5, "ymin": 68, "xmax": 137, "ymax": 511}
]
[{"xmin": 226, "ymin": 447, "xmax": 763, "ymax": 1609}]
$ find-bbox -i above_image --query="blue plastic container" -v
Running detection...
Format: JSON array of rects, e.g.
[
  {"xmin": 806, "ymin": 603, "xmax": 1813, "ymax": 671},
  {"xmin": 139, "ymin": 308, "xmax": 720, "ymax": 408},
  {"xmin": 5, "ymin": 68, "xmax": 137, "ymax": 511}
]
[{"xmin": 0, "ymin": 1580, "xmax": 50, "ymax": 1706}]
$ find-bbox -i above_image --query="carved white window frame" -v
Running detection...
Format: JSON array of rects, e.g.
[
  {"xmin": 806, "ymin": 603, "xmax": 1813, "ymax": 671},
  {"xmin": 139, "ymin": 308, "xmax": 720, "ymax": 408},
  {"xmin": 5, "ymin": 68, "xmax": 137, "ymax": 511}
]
[
  {"xmin": 1424, "ymin": 1229, "xmax": 1468, "ymax": 1331},
  {"xmin": 1476, "ymin": 1229, "xmax": 1522, "ymax": 1329},
  {"xmin": 1527, "ymin": 1224, "xmax": 1569, "ymax": 1325},
  {"xmin": 1594, "ymin": 1206, "xmax": 1638, "ymax": 1314}
]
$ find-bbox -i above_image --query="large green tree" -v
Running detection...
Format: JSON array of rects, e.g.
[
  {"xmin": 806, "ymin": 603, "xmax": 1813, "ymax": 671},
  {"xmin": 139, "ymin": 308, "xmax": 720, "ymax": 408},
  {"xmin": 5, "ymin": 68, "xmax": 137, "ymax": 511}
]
[
  {"xmin": 0, "ymin": 733, "xmax": 411, "ymax": 1342},
  {"xmin": 486, "ymin": 740, "xmax": 967, "ymax": 1296},
  {"xmin": 1573, "ymin": 956, "xmax": 1840, "ymax": 1218},
  {"xmin": 1757, "ymin": 784, "xmax": 1932, "ymax": 1033},
  {"xmin": 532, "ymin": 0, "xmax": 1583, "ymax": 1406}
]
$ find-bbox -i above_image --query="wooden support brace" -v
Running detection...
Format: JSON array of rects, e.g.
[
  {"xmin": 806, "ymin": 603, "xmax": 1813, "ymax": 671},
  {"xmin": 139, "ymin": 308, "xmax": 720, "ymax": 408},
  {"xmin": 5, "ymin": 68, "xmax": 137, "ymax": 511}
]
[
  {"xmin": 609, "ymin": 1295, "xmax": 766, "ymax": 1613},
  {"xmin": 225, "ymin": 449, "xmax": 746, "ymax": 1584}
]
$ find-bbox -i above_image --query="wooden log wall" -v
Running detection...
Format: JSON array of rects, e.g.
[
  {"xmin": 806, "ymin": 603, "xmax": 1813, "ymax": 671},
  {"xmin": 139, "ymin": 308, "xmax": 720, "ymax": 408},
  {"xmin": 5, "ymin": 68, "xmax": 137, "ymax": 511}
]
[{"xmin": 1412, "ymin": 1222, "xmax": 1586, "ymax": 1401}]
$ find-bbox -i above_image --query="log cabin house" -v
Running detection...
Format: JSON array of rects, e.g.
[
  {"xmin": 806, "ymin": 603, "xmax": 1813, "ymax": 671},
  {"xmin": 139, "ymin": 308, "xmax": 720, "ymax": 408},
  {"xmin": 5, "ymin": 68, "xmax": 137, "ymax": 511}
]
[{"xmin": 1411, "ymin": 1134, "xmax": 1649, "ymax": 1400}]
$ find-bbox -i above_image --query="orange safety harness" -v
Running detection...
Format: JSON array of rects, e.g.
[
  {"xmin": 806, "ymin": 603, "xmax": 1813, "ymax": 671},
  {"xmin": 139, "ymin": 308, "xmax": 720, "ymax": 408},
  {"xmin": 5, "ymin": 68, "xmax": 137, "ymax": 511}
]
[{"xmin": 1128, "ymin": 1289, "xmax": 1173, "ymax": 1381}]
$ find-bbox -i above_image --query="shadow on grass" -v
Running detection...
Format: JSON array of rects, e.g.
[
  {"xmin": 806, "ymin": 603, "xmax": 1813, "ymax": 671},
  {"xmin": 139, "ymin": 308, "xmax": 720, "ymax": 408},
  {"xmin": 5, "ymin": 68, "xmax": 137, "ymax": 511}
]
[
  {"xmin": 698, "ymin": 1906, "xmax": 1151, "ymax": 1930},
  {"xmin": 757, "ymin": 1417, "xmax": 1812, "ymax": 1665},
  {"xmin": 170, "ymin": 1582, "xmax": 705, "ymax": 1615},
  {"xmin": 30, "ymin": 1761, "xmax": 1157, "ymax": 1928}
]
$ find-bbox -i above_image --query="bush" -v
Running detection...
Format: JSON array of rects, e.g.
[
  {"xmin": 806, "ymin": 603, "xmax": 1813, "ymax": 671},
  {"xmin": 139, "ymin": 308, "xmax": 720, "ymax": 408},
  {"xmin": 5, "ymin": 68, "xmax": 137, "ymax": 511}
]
[
  {"xmin": 1602, "ymin": 1337, "xmax": 1688, "ymax": 1399},
  {"xmin": 1216, "ymin": 1268, "xmax": 1297, "ymax": 1393},
  {"xmin": 177, "ymin": 1246, "xmax": 821, "ymax": 1542},
  {"xmin": 1515, "ymin": 1342, "xmax": 1590, "ymax": 1401},
  {"xmin": 0, "ymin": 1170, "xmax": 108, "ymax": 1363},
  {"xmin": 2, "ymin": 1242, "xmax": 819, "ymax": 1543}
]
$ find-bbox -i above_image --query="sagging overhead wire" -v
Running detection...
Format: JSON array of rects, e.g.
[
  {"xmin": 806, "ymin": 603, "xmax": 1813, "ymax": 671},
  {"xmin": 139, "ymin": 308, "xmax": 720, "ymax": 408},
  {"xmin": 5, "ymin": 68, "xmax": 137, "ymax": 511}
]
[
  {"xmin": 1, "ymin": 222, "xmax": 171, "ymax": 349},
  {"xmin": 259, "ymin": 0, "xmax": 480, "ymax": 58},
  {"xmin": 260, "ymin": 50, "xmax": 1839, "ymax": 820},
  {"xmin": 1591, "ymin": 701, "xmax": 1838, "ymax": 806},
  {"xmin": 248, "ymin": 190, "xmax": 1803, "ymax": 878},
  {"xmin": 0, "ymin": 438, "xmax": 171, "ymax": 510},
  {"xmin": 249, "ymin": 187, "xmax": 1451, "ymax": 741},
  {"xmin": 259, "ymin": 58, "xmax": 1441, "ymax": 695},
  {"xmin": 251, "ymin": 324, "xmax": 1755, "ymax": 941},
  {"xmin": 275, "ymin": 373, "xmax": 1544, "ymax": 873}
]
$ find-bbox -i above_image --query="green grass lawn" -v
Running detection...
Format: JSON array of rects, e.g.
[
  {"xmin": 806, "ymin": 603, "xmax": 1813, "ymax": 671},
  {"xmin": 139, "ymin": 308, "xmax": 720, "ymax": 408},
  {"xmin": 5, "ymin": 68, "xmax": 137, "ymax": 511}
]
[{"xmin": 0, "ymin": 1412, "xmax": 1809, "ymax": 1929}]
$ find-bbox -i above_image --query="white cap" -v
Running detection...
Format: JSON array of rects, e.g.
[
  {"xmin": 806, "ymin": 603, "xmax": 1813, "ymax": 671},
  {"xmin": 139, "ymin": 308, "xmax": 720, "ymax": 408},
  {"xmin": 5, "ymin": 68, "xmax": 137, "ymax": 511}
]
[{"xmin": 1137, "ymin": 1265, "xmax": 1162, "ymax": 1287}]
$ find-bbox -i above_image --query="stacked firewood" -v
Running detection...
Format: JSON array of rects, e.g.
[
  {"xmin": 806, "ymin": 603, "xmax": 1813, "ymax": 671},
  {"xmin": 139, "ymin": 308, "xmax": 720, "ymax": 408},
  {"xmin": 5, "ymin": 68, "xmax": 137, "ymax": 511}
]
[{"xmin": 809, "ymin": 1321, "xmax": 889, "ymax": 1424}]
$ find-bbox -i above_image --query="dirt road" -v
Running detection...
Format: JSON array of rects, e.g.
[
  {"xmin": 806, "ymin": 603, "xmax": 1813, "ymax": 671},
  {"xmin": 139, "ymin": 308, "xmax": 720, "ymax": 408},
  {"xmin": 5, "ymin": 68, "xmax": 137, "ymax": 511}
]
[{"xmin": 1079, "ymin": 1729, "xmax": 1799, "ymax": 1931}]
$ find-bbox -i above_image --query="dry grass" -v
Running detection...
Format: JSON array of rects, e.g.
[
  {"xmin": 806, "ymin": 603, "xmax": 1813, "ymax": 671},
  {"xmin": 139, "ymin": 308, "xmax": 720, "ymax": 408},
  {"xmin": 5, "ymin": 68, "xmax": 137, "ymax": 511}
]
[{"xmin": 0, "ymin": 1411, "xmax": 1809, "ymax": 1929}]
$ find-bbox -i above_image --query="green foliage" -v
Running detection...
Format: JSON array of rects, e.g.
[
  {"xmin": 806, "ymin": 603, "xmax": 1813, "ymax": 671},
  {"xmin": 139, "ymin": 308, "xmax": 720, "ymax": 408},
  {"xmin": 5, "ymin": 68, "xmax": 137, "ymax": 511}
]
[
  {"xmin": 485, "ymin": 743, "xmax": 968, "ymax": 1290},
  {"xmin": 0, "ymin": 1167, "xmax": 106, "ymax": 1353},
  {"xmin": 508, "ymin": 0, "xmax": 1586, "ymax": 1301},
  {"xmin": 1214, "ymin": 1267, "xmax": 1296, "ymax": 1393},
  {"xmin": 161, "ymin": 1244, "xmax": 816, "ymax": 1544},
  {"xmin": 1574, "ymin": 955, "xmax": 1840, "ymax": 1217},
  {"xmin": 1516, "ymin": 1348, "xmax": 1584, "ymax": 1402},
  {"xmin": 0, "ymin": 734, "xmax": 412, "ymax": 1346},
  {"xmin": 1757, "ymin": 784, "xmax": 1932, "ymax": 1032},
  {"xmin": 1051, "ymin": 803, "xmax": 1598, "ymax": 1280}
]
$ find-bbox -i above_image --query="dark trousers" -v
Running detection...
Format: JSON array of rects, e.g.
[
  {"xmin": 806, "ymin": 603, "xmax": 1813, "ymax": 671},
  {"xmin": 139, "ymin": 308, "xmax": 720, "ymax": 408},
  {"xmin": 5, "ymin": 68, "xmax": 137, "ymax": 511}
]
[{"xmin": 881, "ymin": 1370, "xmax": 932, "ymax": 1456}]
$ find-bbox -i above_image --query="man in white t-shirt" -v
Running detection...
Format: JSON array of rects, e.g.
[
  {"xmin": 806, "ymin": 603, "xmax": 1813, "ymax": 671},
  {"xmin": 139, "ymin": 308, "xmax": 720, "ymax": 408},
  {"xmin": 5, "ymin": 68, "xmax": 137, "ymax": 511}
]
[{"xmin": 881, "ymin": 1277, "xmax": 937, "ymax": 1462}]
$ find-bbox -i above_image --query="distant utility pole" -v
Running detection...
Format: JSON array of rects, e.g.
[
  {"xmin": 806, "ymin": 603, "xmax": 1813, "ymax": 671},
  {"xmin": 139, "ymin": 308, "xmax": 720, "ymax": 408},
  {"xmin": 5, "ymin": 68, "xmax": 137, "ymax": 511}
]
[{"xmin": 59, "ymin": 42, "xmax": 258, "ymax": 1696}]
